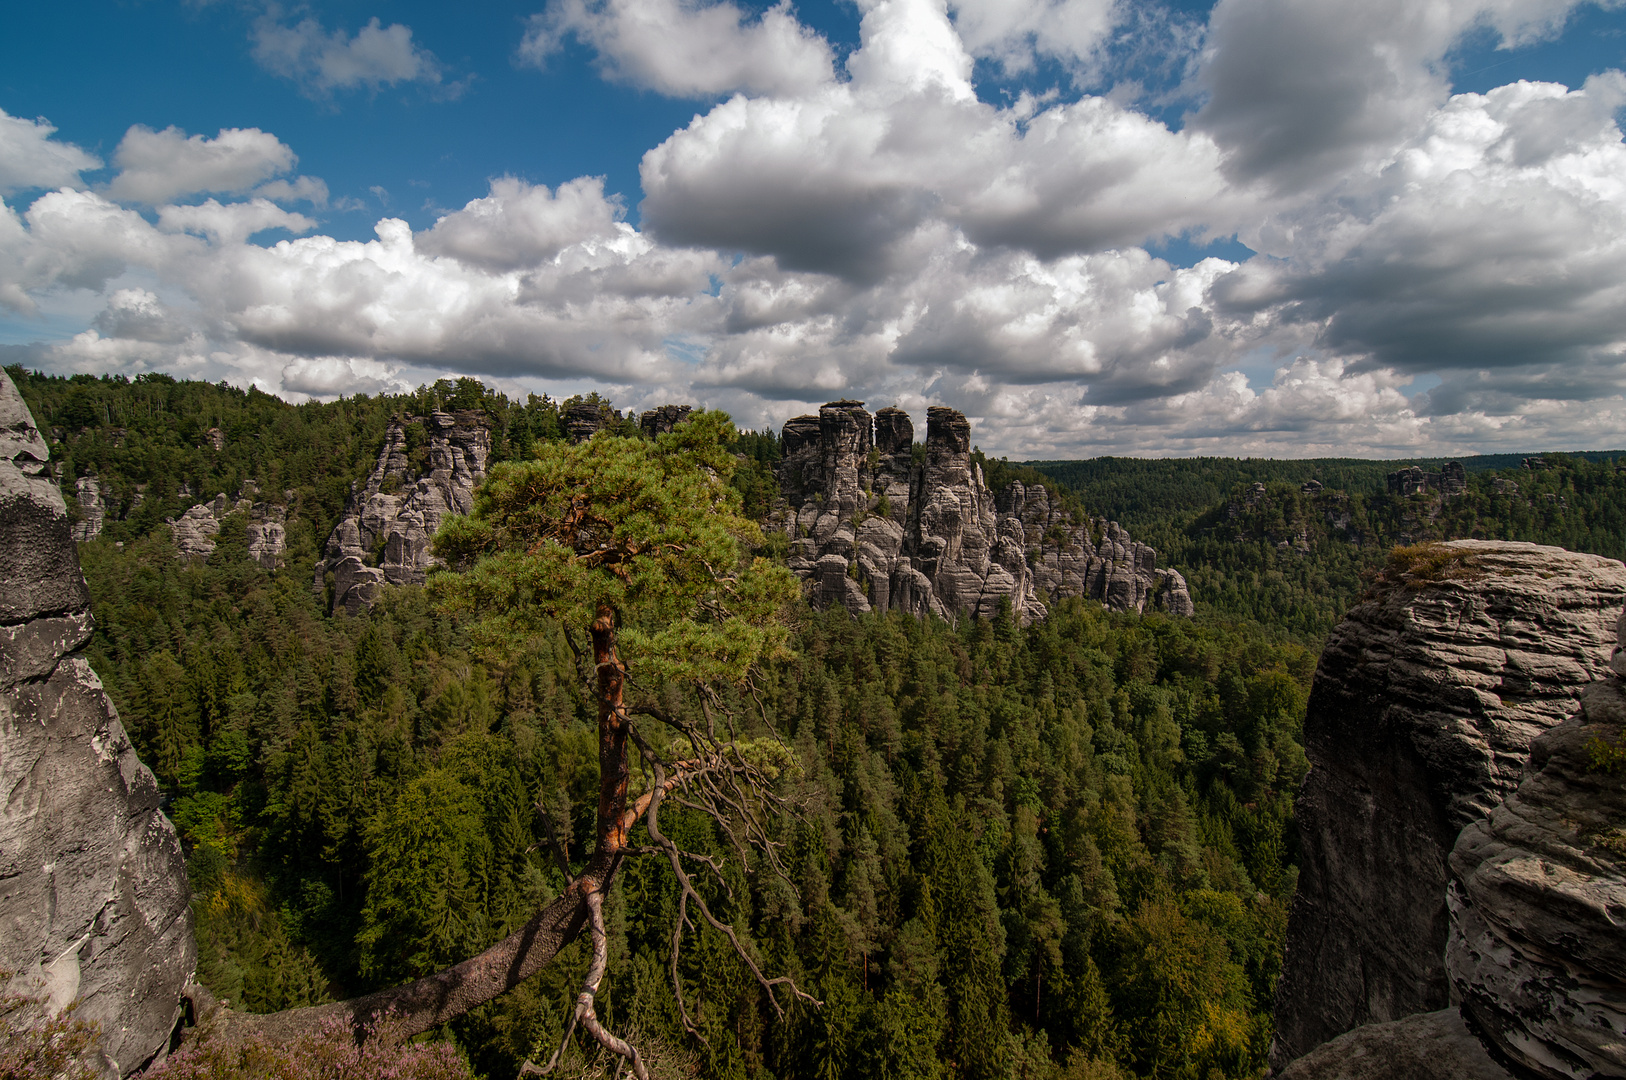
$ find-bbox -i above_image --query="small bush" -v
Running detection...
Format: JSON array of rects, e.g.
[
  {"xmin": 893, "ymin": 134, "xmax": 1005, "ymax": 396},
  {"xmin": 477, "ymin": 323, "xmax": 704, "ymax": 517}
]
[
  {"xmin": 1376, "ymin": 543, "xmax": 1483, "ymax": 589},
  {"xmin": 0, "ymin": 984, "xmax": 102, "ymax": 1080},
  {"xmin": 151, "ymin": 1012, "xmax": 474, "ymax": 1080}
]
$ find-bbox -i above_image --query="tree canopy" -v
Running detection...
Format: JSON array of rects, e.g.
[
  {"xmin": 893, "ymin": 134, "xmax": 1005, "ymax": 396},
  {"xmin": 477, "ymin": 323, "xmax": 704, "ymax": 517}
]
[{"xmin": 430, "ymin": 409, "xmax": 798, "ymax": 686}]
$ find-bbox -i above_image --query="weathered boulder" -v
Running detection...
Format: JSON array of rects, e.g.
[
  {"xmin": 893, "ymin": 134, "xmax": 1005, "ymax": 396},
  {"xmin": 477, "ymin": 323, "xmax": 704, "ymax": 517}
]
[
  {"xmin": 318, "ymin": 410, "xmax": 490, "ymax": 613},
  {"xmin": 1272, "ymin": 541, "xmax": 1626, "ymax": 1067},
  {"xmin": 0, "ymin": 370, "xmax": 195, "ymax": 1076},
  {"xmin": 774, "ymin": 401, "xmax": 1192, "ymax": 624},
  {"xmin": 1274, "ymin": 1009, "xmax": 1514, "ymax": 1080},
  {"xmin": 1446, "ymin": 655, "xmax": 1626, "ymax": 1080}
]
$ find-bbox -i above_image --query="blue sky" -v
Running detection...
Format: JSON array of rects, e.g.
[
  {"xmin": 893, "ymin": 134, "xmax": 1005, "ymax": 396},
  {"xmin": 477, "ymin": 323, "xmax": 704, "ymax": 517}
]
[{"xmin": 3, "ymin": 0, "xmax": 1626, "ymax": 457}]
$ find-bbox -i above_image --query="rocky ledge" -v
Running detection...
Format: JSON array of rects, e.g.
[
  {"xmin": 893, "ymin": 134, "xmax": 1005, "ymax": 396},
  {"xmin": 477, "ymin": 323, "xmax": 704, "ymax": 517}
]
[
  {"xmin": 1272, "ymin": 540, "xmax": 1626, "ymax": 1067},
  {"xmin": 771, "ymin": 400, "xmax": 1192, "ymax": 623},
  {"xmin": 0, "ymin": 370, "xmax": 195, "ymax": 1076},
  {"xmin": 1274, "ymin": 1009, "xmax": 1514, "ymax": 1080},
  {"xmin": 1446, "ymin": 633, "xmax": 1626, "ymax": 1080}
]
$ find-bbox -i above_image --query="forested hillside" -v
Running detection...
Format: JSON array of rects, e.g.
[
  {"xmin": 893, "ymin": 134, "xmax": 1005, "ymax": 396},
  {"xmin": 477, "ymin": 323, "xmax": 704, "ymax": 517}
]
[
  {"xmin": 13, "ymin": 366, "xmax": 1609, "ymax": 1080},
  {"xmin": 1028, "ymin": 454, "xmax": 1626, "ymax": 640}
]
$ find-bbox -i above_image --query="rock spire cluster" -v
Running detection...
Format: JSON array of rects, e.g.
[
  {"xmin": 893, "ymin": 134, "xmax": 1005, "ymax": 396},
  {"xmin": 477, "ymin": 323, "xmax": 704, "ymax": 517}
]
[
  {"xmin": 0, "ymin": 370, "xmax": 195, "ymax": 1077},
  {"xmin": 772, "ymin": 400, "xmax": 1193, "ymax": 623},
  {"xmin": 317, "ymin": 409, "xmax": 490, "ymax": 614}
]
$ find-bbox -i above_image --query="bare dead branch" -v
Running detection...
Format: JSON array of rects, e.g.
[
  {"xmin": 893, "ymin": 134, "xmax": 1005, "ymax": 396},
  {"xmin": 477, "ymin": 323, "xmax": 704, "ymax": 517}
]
[
  {"xmin": 642, "ymin": 762, "xmax": 821, "ymax": 1021},
  {"xmin": 571, "ymin": 890, "xmax": 648, "ymax": 1080}
]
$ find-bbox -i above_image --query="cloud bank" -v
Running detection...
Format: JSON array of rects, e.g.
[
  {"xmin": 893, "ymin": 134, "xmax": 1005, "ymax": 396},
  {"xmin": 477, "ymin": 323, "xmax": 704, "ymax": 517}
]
[{"xmin": 6, "ymin": 0, "xmax": 1626, "ymax": 458}]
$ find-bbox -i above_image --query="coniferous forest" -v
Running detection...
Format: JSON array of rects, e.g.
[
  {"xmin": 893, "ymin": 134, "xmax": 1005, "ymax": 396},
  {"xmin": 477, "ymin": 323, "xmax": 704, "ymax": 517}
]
[{"xmin": 9, "ymin": 366, "xmax": 1623, "ymax": 1080}]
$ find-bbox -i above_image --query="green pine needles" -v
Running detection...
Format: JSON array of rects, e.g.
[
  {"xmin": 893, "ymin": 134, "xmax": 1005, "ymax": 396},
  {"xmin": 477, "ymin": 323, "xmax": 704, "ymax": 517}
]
[{"xmin": 429, "ymin": 410, "xmax": 799, "ymax": 687}]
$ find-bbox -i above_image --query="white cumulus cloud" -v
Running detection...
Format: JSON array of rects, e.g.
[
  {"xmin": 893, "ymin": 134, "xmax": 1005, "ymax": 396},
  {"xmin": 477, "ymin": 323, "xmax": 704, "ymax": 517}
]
[
  {"xmin": 1191, "ymin": 0, "xmax": 1609, "ymax": 192},
  {"xmin": 0, "ymin": 109, "xmax": 101, "ymax": 197},
  {"xmin": 252, "ymin": 14, "xmax": 453, "ymax": 98},
  {"xmin": 521, "ymin": 0, "xmax": 835, "ymax": 98},
  {"xmin": 107, "ymin": 125, "xmax": 300, "ymax": 205},
  {"xmin": 8, "ymin": 0, "xmax": 1626, "ymax": 457},
  {"xmin": 418, "ymin": 177, "xmax": 626, "ymax": 271},
  {"xmin": 639, "ymin": 0, "xmax": 1245, "ymax": 277}
]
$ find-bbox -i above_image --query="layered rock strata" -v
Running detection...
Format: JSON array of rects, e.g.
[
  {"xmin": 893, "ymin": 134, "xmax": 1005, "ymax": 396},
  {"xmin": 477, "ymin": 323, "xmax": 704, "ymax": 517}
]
[
  {"xmin": 1272, "ymin": 541, "xmax": 1626, "ymax": 1067},
  {"xmin": 774, "ymin": 401, "xmax": 1193, "ymax": 623},
  {"xmin": 0, "ymin": 370, "xmax": 195, "ymax": 1076},
  {"xmin": 1446, "ymin": 647, "xmax": 1626, "ymax": 1080},
  {"xmin": 318, "ymin": 410, "xmax": 490, "ymax": 614}
]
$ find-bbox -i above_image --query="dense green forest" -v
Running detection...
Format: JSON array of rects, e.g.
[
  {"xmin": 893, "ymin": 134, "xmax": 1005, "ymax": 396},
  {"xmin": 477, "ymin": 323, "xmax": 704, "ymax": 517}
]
[
  {"xmin": 8, "ymin": 366, "xmax": 1615, "ymax": 1080},
  {"xmin": 1022, "ymin": 454, "xmax": 1626, "ymax": 640}
]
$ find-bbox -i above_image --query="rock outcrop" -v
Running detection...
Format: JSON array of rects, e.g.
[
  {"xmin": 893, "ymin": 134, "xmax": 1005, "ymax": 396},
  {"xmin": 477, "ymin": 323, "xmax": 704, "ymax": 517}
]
[
  {"xmin": 773, "ymin": 401, "xmax": 1193, "ymax": 623},
  {"xmin": 165, "ymin": 490, "xmax": 287, "ymax": 568},
  {"xmin": 1387, "ymin": 460, "xmax": 1467, "ymax": 497},
  {"xmin": 245, "ymin": 504, "xmax": 287, "ymax": 570},
  {"xmin": 564, "ymin": 400, "xmax": 620, "ymax": 442},
  {"xmin": 1272, "ymin": 541, "xmax": 1626, "ymax": 1067},
  {"xmin": 1274, "ymin": 1009, "xmax": 1514, "ymax": 1080},
  {"xmin": 0, "ymin": 370, "xmax": 195, "ymax": 1076},
  {"xmin": 71, "ymin": 473, "xmax": 109, "ymax": 542},
  {"xmin": 1446, "ymin": 646, "xmax": 1626, "ymax": 1080},
  {"xmin": 318, "ymin": 410, "xmax": 490, "ymax": 614},
  {"xmin": 640, "ymin": 404, "xmax": 692, "ymax": 437},
  {"xmin": 169, "ymin": 499, "xmax": 221, "ymax": 559}
]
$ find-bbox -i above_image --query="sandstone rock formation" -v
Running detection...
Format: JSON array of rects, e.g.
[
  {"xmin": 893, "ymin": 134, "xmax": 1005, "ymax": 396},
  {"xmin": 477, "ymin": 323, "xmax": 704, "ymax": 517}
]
[
  {"xmin": 1446, "ymin": 646, "xmax": 1626, "ymax": 1080},
  {"xmin": 1387, "ymin": 460, "xmax": 1467, "ymax": 497},
  {"xmin": 1272, "ymin": 540, "xmax": 1626, "ymax": 1067},
  {"xmin": 169, "ymin": 499, "xmax": 221, "ymax": 559},
  {"xmin": 0, "ymin": 370, "xmax": 195, "ymax": 1076},
  {"xmin": 640, "ymin": 404, "xmax": 692, "ymax": 437},
  {"xmin": 164, "ymin": 489, "xmax": 287, "ymax": 568},
  {"xmin": 71, "ymin": 472, "xmax": 109, "ymax": 542},
  {"xmin": 773, "ymin": 401, "xmax": 1193, "ymax": 623},
  {"xmin": 1274, "ymin": 1010, "xmax": 1514, "ymax": 1080},
  {"xmin": 245, "ymin": 504, "xmax": 287, "ymax": 570},
  {"xmin": 318, "ymin": 410, "xmax": 490, "ymax": 614},
  {"xmin": 564, "ymin": 399, "xmax": 620, "ymax": 442}
]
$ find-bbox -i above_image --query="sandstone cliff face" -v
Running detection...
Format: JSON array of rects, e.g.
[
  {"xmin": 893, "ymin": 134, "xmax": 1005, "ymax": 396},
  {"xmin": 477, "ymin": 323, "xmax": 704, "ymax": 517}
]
[
  {"xmin": 1446, "ymin": 652, "xmax": 1626, "ymax": 1080},
  {"xmin": 774, "ymin": 401, "xmax": 1193, "ymax": 623},
  {"xmin": 319, "ymin": 410, "xmax": 490, "ymax": 614},
  {"xmin": 0, "ymin": 371, "xmax": 195, "ymax": 1076},
  {"xmin": 1272, "ymin": 541, "xmax": 1626, "ymax": 1067}
]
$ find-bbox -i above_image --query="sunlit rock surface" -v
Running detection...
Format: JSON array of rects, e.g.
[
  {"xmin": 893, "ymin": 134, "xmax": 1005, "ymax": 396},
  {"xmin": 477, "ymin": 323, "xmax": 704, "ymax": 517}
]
[
  {"xmin": 318, "ymin": 410, "xmax": 490, "ymax": 614},
  {"xmin": 1447, "ymin": 630, "xmax": 1626, "ymax": 1080}
]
